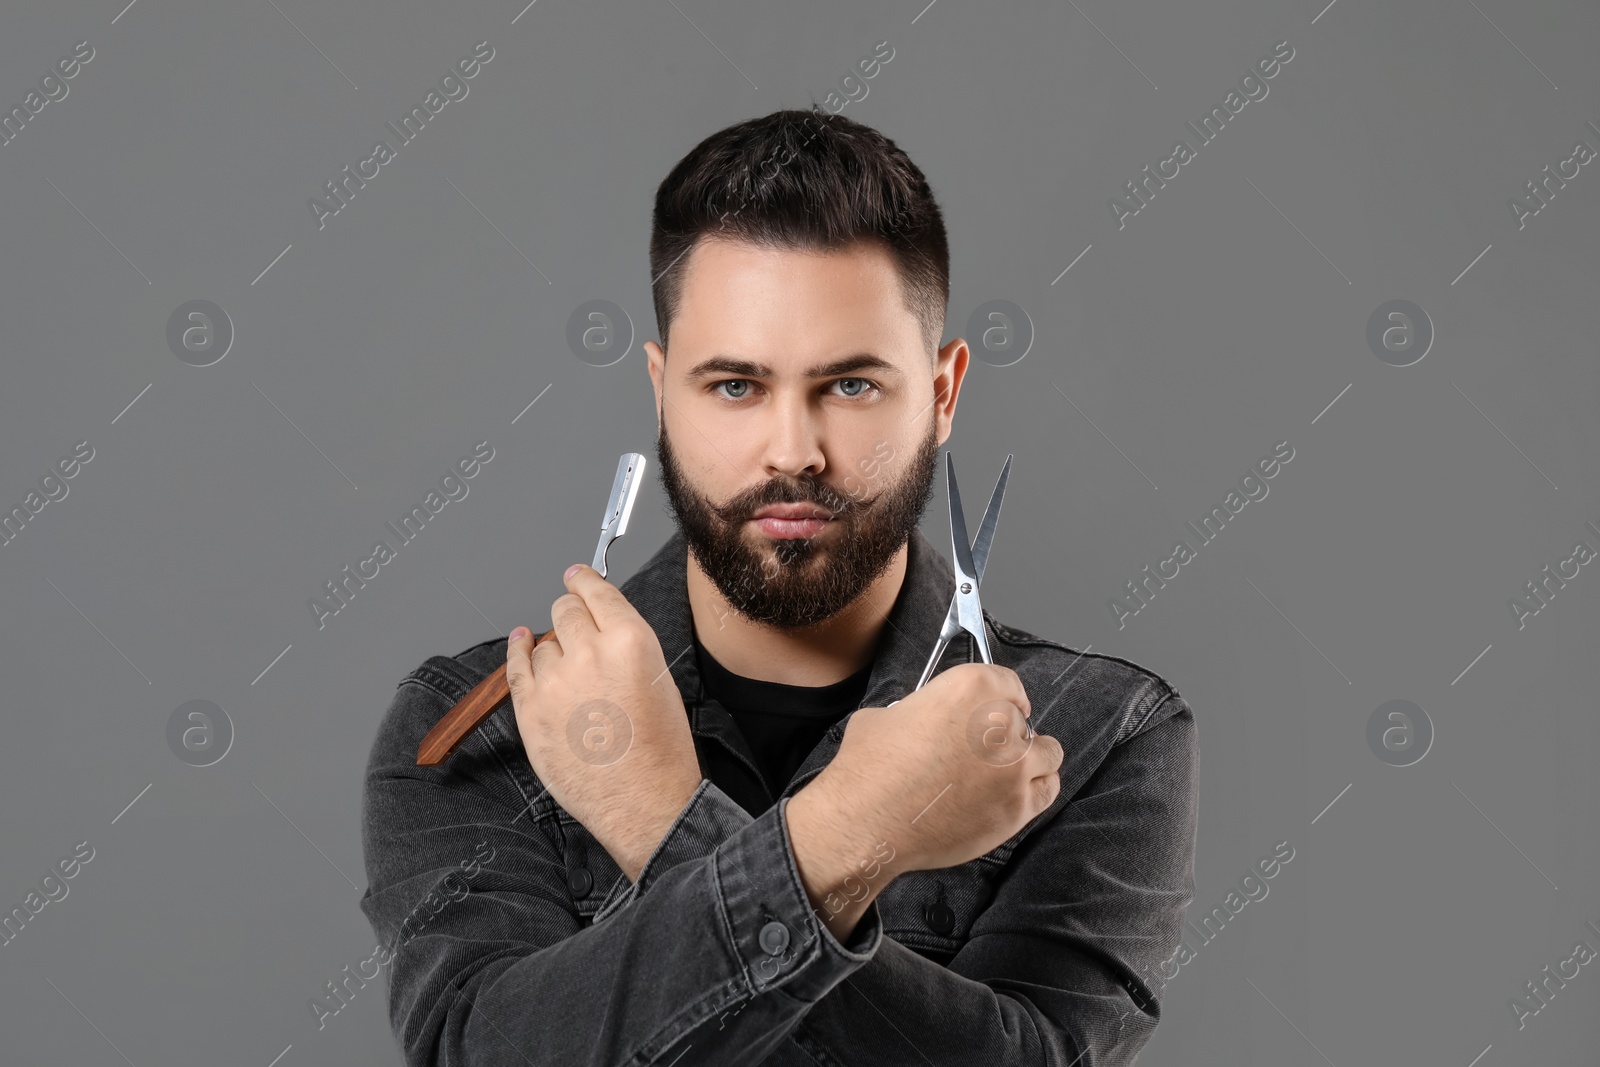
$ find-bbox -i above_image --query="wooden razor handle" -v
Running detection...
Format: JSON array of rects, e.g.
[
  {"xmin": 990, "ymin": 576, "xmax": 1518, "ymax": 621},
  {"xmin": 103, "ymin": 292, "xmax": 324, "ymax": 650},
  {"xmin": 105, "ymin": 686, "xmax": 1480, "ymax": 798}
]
[{"xmin": 415, "ymin": 627, "xmax": 556, "ymax": 766}]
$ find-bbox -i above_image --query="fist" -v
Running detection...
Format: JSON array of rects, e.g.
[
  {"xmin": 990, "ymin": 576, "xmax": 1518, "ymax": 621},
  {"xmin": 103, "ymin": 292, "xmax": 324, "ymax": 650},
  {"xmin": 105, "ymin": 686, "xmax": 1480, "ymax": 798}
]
[
  {"xmin": 806, "ymin": 662, "xmax": 1063, "ymax": 875},
  {"xmin": 506, "ymin": 564, "xmax": 703, "ymax": 879}
]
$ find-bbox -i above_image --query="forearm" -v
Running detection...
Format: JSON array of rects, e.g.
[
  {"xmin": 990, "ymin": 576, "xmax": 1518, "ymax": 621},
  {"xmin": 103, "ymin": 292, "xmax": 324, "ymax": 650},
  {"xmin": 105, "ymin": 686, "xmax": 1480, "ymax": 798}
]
[
  {"xmin": 460, "ymin": 821, "xmax": 877, "ymax": 1065},
  {"xmin": 366, "ymin": 779, "xmax": 882, "ymax": 1067},
  {"xmin": 598, "ymin": 773, "xmax": 891, "ymax": 937},
  {"xmin": 784, "ymin": 704, "xmax": 1202, "ymax": 1067}
]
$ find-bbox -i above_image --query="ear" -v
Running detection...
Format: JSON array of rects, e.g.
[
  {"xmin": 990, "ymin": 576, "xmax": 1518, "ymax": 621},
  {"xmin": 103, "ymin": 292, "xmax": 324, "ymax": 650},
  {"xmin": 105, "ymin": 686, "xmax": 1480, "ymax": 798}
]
[
  {"xmin": 931, "ymin": 337, "xmax": 969, "ymax": 447},
  {"xmin": 645, "ymin": 341, "xmax": 667, "ymax": 434}
]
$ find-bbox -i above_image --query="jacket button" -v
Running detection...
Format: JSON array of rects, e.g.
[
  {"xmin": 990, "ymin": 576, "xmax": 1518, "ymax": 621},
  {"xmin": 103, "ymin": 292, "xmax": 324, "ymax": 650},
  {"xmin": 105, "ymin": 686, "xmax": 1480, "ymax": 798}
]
[
  {"xmin": 567, "ymin": 867, "xmax": 593, "ymax": 897},
  {"xmin": 759, "ymin": 920, "xmax": 790, "ymax": 955},
  {"xmin": 924, "ymin": 901, "xmax": 955, "ymax": 935}
]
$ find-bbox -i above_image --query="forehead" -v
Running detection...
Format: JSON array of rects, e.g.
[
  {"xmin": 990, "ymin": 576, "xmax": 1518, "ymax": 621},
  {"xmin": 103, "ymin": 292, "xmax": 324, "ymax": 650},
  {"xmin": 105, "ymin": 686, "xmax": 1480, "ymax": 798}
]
[{"xmin": 671, "ymin": 237, "xmax": 918, "ymax": 356}]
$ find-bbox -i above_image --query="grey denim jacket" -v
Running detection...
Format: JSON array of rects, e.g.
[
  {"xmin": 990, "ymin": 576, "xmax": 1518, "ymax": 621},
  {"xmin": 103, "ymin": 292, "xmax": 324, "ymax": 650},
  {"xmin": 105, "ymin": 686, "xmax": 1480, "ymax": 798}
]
[{"xmin": 358, "ymin": 527, "xmax": 1199, "ymax": 1066}]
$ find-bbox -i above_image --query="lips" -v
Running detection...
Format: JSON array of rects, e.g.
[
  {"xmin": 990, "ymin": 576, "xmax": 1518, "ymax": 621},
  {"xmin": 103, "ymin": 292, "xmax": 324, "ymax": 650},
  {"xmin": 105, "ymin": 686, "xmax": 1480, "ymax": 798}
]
[
  {"xmin": 751, "ymin": 503, "xmax": 833, "ymax": 520},
  {"xmin": 749, "ymin": 502, "xmax": 834, "ymax": 540}
]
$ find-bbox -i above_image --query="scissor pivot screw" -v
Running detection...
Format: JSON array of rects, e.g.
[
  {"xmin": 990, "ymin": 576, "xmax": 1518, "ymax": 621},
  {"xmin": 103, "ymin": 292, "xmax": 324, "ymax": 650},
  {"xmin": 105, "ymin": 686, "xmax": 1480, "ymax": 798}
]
[{"xmin": 959, "ymin": 582, "xmax": 972, "ymax": 594}]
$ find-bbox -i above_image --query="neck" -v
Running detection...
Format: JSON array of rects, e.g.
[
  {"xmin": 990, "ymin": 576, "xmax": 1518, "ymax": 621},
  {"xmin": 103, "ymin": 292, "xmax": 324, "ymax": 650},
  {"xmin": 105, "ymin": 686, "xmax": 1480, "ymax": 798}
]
[{"xmin": 687, "ymin": 542, "xmax": 908, "ymax": 686}]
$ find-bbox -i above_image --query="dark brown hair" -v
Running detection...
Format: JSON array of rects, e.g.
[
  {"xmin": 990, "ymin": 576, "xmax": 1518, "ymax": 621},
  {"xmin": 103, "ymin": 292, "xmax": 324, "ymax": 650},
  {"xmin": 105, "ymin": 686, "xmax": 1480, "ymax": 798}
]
[{"xmin": 649, "ymin": 107, "xmax": 949, "ymax": 360}]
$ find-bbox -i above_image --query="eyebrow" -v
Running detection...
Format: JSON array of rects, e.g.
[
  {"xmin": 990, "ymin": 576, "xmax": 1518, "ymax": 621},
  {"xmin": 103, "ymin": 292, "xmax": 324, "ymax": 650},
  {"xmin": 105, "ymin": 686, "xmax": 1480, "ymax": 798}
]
[{"xmin": 681, "ymin": 353, "xmax": 902, "ymax": 383}]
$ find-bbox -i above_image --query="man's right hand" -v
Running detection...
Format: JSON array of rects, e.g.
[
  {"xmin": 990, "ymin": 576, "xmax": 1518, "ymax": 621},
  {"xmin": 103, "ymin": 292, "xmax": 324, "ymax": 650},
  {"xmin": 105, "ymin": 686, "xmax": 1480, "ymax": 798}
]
[{"xmin": 785, "ymin": 663, "xmax": 1064, "ymax": 934}]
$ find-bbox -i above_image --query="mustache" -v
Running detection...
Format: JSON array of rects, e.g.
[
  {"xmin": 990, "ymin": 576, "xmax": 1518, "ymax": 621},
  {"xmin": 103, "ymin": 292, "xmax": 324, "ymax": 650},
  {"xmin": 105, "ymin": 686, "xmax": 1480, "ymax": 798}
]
[{"xmin": 712, "ymin": 476, "xmax": 863, "ymax": 524}]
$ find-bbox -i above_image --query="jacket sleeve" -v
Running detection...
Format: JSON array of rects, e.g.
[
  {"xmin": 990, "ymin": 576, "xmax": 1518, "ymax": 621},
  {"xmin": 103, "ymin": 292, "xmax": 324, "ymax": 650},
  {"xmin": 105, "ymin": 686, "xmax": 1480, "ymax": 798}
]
[
  {"xmin": 607, "ymin": 696, "xmax": 1201, "ymax": 1067},
  {"xmin": 791, "ymin": 697, "xmax": 1199, "ymax": 1066},
  {"xmin": 357, "ymin": 673, "xmax": 884, "ymax": 1067}
]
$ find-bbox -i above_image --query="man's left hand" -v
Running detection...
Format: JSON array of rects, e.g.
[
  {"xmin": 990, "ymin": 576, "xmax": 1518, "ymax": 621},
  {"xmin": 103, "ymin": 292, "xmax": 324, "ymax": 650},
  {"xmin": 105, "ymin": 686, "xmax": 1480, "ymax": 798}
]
[{"xmin": 507, "ymin": 564, "xmax": 704, "ymax": 882}]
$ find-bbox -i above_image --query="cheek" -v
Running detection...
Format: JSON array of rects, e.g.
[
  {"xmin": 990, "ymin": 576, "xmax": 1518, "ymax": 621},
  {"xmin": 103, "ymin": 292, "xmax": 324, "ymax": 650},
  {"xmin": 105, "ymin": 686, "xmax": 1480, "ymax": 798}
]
[
  {"xmin": 671, "ymin": 404, "xmax": 762, "ymax": 468},
  {"xmin": 839, "ymin": 437, "xmax": 908, "ymax": 506}
]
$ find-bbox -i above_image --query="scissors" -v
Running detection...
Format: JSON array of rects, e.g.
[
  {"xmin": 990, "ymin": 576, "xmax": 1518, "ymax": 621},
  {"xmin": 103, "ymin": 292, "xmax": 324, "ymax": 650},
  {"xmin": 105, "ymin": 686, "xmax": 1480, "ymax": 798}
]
[{"xmin": 889, "ymin": 452, "xmax": 1022, "ymax": 734}]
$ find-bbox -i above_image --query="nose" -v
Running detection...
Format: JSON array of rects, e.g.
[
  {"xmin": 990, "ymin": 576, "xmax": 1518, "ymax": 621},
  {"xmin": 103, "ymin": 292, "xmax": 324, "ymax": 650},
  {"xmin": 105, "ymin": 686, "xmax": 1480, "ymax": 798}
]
[{"xmin": 759, "ymin": 390, "xmax": 825, "ymax": 482}]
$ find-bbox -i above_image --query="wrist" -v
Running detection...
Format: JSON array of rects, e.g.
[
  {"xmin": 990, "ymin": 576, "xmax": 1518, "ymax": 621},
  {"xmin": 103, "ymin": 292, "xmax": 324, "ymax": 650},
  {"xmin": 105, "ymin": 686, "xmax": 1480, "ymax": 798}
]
[
  {"xmin": 616, "ymin": 774, "xmax": 703, "ymax": 883},
  {"xmin": 785, "ymin": 777, "xmax": 895, "ymax": 941}
]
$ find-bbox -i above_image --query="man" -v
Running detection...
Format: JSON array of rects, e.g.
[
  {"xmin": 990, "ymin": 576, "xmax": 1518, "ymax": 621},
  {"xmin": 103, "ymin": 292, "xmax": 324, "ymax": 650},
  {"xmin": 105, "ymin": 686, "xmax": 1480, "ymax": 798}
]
[{"xmin": 359, "ymin": 107, "xmax": 1198, "ymax": 1066}]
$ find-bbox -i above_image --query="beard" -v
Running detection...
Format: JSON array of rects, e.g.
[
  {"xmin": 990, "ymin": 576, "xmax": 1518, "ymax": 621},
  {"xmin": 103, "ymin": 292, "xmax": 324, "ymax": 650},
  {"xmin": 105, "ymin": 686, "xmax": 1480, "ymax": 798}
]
[{"xmin": 656, "ymin": 416, "xmax": 940, "ymax": 631}]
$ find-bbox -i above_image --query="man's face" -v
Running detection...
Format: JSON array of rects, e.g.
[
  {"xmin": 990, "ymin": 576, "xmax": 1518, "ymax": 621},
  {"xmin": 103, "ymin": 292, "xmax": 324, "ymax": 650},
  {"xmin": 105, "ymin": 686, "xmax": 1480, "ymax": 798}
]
[{"xmin": 646, "ymin": 237, "xmax": 963, "ymax": 631}]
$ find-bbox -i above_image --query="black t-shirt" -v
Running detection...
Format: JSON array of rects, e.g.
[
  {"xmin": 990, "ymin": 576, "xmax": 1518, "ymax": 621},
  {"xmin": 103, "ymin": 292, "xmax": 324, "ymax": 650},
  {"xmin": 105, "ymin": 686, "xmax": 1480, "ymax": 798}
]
[{"xmin": 694, "ymin": 639, "xmax": 872, "ymax": 799}]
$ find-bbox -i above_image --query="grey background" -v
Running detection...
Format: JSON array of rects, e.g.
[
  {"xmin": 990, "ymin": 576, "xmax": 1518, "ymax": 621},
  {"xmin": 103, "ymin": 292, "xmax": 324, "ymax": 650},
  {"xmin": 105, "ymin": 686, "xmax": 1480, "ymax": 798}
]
[{"xmin": 1, "ymin": 0, "xmax": 1596, "ymax": 1063}]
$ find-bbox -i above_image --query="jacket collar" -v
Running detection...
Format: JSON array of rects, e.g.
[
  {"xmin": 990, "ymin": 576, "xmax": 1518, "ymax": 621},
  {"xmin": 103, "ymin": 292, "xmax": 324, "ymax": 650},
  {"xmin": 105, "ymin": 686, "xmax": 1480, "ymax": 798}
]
[{"xmin": 618, "ymin": 527, "xmax": 961, "ymax": 786}]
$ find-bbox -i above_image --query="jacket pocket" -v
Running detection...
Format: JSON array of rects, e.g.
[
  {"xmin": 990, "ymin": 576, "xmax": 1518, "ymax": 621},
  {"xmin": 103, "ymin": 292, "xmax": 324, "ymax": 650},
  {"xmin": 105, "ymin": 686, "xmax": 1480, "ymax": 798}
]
[{"xmin": 873, "ymin": 862, "xmax": 1000, "ymax": 957}]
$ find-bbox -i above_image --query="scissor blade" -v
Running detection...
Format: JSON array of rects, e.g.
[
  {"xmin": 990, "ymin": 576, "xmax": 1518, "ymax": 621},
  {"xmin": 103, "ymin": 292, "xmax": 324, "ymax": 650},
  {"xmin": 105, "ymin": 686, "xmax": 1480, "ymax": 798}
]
[
  {"xmin": 946, "ymin": 454, "xmax": 995, "ymax": 663},
  {"xmin": 910, "ymin": 451, "xmax": 1012, "ymax": 696},
  {"xmin": 946, "ymin": 452, "xmax": 980, "ymax": 588},
  {"xmin": 591, "ymin": 452, "xmax": 647, "ymax": 579},
  {"xmin": 968, "ymin": 454, "xmax": 1013, "ymax": 585},
  {"xmin": 935, "ymin": 453, "xmax": 1011, "ymax": 663}
]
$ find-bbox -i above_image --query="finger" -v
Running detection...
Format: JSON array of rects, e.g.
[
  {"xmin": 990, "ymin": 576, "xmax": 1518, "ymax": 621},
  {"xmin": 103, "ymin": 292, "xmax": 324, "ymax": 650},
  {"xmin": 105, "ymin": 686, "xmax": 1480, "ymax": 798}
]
[
  {"xmin": 963, "ymin": 662, "xmax": 1030, "ymax": 717},
  {"xmin": 994, "ymin": 665, "xmax": 1032, "ymax": 716},
  {"xmin": 1025, "ymin": 732, "xmax": 1065, "ymax": 778},
  {"xmin": 1029, "ymin": 763, "xmax": 1062, "ymax": 813},
  {"xmin": 562, "ymin": 564, "xmax": 640, "ymax": 630},
  {"xmin": 506, "ymin": 627, "xmax": 538, "ymax": 704},
  {"xmin": 550, "ymin": 591, "xmax": 599, "ymax": 648},
  {"xmin": 529, "ymin": 629, "xmax": 562, "ymax": 674},
  {"xmin": 934, "ymin": 661, "xmax": 1032, "ymax": 718},
  {"xmin": 970, "ymin": 699, "xmax": 1034, "ymax": 767}
]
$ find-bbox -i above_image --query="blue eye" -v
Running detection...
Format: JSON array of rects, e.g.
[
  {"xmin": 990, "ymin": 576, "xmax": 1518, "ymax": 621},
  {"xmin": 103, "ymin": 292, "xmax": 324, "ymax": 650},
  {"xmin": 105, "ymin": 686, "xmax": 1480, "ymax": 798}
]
[
  {"xmin": 834, "ymin": 378, "xmax": 880, "ymax": 398},
  {"xmin": 710, "ymin": 378, "xmax": 879, "ymax": 401}
]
